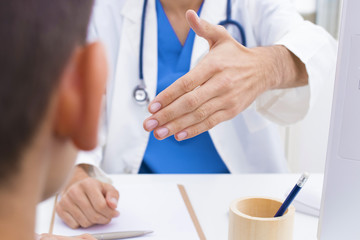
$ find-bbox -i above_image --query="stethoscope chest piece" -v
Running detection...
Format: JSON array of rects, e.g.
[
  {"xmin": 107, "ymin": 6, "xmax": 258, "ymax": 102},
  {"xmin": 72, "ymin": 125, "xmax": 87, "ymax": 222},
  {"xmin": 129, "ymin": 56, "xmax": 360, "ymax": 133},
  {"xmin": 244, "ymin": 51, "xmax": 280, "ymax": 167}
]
[{"xmin": 133, "ymin": 83, "xmax": 149, "ymax": 104}]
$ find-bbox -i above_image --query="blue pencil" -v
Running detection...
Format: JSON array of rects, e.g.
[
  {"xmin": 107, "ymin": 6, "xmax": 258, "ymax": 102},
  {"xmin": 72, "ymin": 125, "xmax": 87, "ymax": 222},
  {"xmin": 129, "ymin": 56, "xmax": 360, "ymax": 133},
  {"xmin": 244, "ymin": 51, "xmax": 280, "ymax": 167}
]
[{"xmin": 274, "ymin": 172, "xmax": 310, "ymax": 217}]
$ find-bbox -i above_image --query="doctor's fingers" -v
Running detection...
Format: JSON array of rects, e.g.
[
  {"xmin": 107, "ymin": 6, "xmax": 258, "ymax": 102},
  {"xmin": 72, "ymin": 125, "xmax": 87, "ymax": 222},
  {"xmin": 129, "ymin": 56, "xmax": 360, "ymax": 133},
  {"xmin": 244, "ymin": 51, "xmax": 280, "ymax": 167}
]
[
  {"xmin": 56, "ymin": 196, "xmax": 92, "ymax": 228},
  {"xmin": 147, "ymin": 56, "xmax": 217, "ymax": 114},
  {"xmin": 144, "ymin": 72, "xmax": 227, "ymax": 135},
  {"xmin": 161, "ymin": 96, "xmax": 227, "ymax": 140},
  {"xmin": 186, "ymin": 10, "xmax": 229, "ymax": 48},
  {"xmin": 175, "ymin": 110, "xmax": 233, "ymax": 141}
]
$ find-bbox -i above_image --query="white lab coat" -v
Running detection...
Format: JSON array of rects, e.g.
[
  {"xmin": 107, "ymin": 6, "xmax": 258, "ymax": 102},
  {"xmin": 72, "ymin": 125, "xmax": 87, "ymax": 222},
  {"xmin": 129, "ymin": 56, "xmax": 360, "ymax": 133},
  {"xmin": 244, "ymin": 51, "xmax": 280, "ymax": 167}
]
[{"xmin": 77, "ymin": 0, "xmax": 337, "ymax": 174}]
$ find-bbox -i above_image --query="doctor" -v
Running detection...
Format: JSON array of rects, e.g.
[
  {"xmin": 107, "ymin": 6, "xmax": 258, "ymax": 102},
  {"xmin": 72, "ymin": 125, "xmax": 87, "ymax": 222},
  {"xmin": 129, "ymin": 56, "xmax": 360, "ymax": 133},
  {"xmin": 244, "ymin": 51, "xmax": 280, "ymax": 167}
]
[{"xmin": 55, "ymin": 0, "xmax": 336, "ymax": 229}]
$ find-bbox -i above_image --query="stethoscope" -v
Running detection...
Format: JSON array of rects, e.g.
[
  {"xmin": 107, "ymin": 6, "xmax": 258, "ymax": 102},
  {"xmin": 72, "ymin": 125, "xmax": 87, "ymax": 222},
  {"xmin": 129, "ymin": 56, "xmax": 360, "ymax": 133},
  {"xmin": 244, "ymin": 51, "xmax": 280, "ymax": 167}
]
[{"xmin": 133, "ymin": 0, "xmax": 247, "ymax": 104}]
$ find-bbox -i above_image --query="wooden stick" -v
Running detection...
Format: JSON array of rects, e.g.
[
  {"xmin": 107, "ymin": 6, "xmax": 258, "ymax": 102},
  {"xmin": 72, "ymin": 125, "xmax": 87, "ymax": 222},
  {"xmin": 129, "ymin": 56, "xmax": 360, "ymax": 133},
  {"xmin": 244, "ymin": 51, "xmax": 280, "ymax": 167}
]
[
  {"xmin": 48, "ymin": 194, "xmax": 59, "ymax": 234},
  {"xmin": 178, "ymin": 184, "xmax": 206, "ymax": 240}
]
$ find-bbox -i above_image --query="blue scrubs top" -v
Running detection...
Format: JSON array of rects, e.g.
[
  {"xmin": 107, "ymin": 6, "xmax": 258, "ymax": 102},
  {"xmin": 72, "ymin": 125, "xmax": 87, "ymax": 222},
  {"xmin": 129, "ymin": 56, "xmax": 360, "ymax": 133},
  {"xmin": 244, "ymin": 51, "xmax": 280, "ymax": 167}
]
[{"xmin": 139, "ymin": 0, "xmax": 230, "ymax": 174}]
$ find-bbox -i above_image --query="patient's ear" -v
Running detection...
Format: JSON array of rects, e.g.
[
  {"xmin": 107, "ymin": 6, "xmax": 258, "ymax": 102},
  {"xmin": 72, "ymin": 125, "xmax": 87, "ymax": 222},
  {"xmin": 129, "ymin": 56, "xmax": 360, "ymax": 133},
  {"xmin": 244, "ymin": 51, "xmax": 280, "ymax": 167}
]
[{"xmin": 54, "ymin": 42, "xmax": 107, "ymax": 150}]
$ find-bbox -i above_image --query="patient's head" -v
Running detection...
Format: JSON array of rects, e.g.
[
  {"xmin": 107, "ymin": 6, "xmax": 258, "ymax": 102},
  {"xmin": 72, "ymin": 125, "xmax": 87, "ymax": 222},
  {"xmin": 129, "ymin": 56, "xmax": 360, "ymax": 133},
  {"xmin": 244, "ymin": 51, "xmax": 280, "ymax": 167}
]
[{"xmin": 0, "ymin": 0, "xmax": 107, "ymax": 200}]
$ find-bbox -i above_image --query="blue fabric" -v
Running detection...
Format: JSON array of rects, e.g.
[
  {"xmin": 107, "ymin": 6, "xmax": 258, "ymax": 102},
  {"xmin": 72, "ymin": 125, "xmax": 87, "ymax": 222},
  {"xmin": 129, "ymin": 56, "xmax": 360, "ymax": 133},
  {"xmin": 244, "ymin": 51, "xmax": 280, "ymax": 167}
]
[{"xmin": 139, "ymin": 0, "xmax": 229, "ymax": 174}]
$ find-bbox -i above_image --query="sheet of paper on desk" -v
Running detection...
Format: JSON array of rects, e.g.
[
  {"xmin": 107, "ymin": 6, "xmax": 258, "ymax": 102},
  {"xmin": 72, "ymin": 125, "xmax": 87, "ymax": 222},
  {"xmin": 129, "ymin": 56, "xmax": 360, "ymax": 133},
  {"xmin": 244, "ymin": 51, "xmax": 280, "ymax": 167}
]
[{"xmin": 52, "ymin": 184, "xmax": 199, "ymax": 239}]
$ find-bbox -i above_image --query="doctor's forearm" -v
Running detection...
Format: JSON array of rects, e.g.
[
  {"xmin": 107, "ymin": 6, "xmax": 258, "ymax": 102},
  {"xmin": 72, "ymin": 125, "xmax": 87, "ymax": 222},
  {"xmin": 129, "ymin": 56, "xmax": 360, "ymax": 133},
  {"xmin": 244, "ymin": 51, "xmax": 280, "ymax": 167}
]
[{"xmin": 254, "ymin": 45, "xmax": 309, "ymax": 90}]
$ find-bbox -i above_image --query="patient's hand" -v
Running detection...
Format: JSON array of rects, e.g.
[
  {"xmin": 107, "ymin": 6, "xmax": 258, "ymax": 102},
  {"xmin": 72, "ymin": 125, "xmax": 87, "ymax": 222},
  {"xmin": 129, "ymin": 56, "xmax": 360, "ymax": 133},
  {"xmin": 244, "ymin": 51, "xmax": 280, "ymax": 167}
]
[
  {"xmin": 56, "ymin": 165, "xmax": 120, "ymax": 228},
  {"xmin": 39, "ymin": 233, "xmax": 96, "ymax": 240}
]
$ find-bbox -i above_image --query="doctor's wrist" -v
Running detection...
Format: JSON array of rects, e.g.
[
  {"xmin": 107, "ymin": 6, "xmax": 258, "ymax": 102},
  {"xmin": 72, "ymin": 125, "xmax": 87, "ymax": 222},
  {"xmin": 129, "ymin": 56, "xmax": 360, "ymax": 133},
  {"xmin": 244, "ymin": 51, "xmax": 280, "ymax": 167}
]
[
  {"xmin": 262, "ymin": 45, "xmax": 308, "ymax": 90},
  {"xmin": 252, "ymin": 45, "xmax": 308, "ymax": 92}
]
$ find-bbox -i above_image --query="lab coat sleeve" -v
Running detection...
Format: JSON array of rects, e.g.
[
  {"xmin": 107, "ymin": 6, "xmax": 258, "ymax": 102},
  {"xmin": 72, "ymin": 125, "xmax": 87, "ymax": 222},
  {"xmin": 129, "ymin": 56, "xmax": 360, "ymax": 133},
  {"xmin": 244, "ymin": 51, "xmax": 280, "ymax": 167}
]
[{"xmin": 247, "ymin": 0, "xmax": 337, "ymax": 125}]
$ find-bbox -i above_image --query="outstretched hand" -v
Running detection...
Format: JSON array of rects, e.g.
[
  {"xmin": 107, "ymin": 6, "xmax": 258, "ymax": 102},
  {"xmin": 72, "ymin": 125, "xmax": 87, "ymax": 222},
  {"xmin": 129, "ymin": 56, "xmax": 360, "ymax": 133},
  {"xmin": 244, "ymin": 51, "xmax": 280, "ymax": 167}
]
[{"xmin": 143, "ymin": 10, "xmax": 283, "ymax": 140}]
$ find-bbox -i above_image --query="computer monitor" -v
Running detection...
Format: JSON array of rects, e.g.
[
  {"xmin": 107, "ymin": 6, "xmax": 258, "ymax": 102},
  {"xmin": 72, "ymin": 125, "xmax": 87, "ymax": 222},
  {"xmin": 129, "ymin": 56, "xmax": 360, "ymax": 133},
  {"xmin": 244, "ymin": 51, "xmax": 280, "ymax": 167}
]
[{"xmin": 318, "ymin": 0, "xmax": 360, "ymax": 239}]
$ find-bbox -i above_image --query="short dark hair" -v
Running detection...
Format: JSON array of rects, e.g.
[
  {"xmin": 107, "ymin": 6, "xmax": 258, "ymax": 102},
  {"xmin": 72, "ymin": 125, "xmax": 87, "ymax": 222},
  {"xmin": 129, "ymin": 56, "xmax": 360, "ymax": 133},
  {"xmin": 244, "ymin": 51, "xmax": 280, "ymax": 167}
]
[{"xmin": 0, "ymin": 0, "xmax": 94, "ymax": 183}]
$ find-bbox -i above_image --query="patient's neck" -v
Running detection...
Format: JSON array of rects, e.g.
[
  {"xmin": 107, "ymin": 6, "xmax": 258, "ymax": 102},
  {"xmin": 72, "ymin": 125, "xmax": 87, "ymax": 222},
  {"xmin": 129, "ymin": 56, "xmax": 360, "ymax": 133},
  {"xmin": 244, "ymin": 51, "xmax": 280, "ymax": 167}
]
[
  {"xmin": 0, "ymin": 182, "xmax": 38, "ymax": 240},
  {"xmin": 0, "ymin": 155, "xmax": 44, "ymax": 240}
]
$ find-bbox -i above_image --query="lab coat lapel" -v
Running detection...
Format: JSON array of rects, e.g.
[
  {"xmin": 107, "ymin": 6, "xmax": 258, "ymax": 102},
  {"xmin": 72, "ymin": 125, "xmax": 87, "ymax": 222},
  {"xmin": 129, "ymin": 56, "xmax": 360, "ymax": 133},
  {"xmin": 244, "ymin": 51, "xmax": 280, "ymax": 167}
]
[
  {"xmin": 104, "ymin": 0, "xmax": 157, "ymax": 173},
  {"xmin": 120, "ymin": 0, "xmax": 142, "ymax": 52},
  {"xmin": 121, "ymin": 0, "xmax": 158, "ymax": 101}
]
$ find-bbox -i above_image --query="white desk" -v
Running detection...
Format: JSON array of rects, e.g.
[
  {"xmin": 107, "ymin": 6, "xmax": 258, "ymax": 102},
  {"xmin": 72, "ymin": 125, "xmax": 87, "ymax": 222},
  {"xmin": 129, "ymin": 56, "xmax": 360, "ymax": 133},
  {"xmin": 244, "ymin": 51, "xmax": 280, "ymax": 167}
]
[{"xmin": 36, "ymin": 174, "xmax": 323, "ymax": 240}]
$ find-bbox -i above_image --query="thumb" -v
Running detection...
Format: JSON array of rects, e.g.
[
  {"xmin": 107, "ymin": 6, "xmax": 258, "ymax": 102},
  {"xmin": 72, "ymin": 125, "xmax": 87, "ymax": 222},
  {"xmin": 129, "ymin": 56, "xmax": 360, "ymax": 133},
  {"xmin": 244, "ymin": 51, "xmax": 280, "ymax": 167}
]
[
  {"xmin": 102, "ymin": 183, "xmax": 119, "ymax": 209},
  {"xmin": 186, "ymin": 10, "xmax": 227, "ymax": 47}
]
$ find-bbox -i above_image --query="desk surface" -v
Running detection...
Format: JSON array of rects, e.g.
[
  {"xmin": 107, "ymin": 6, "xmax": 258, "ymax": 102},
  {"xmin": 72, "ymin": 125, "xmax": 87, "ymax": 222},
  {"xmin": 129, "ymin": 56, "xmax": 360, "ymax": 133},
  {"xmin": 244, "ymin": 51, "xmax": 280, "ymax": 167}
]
[{"xmin": 36, "ymin": 174, "xmax": 323, "ymax": 240}]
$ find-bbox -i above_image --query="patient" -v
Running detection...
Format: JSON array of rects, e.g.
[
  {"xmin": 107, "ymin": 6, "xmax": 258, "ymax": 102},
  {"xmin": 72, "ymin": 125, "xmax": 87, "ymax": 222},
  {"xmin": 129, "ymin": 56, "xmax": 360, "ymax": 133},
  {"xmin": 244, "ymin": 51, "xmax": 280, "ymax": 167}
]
[{"xmin": 0, "ymin": 0, "xmax": 107, "ymax": 239}]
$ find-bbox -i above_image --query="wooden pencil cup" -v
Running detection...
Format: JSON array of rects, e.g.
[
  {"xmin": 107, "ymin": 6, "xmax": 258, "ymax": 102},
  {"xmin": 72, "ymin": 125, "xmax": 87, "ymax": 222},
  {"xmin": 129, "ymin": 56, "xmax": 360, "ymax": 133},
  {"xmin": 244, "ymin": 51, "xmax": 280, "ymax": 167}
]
[{"xmin": 228, "ymin": 197, "xmax": 295, "ymax": 240}]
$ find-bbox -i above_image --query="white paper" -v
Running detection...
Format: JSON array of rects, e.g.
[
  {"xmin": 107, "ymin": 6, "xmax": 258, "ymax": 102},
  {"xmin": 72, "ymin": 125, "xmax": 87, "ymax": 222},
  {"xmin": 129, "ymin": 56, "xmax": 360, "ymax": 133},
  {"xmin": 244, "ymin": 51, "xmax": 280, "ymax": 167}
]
[{"xmin": 52, "ymin": 184, "xmax": 200, "ymax": 240}]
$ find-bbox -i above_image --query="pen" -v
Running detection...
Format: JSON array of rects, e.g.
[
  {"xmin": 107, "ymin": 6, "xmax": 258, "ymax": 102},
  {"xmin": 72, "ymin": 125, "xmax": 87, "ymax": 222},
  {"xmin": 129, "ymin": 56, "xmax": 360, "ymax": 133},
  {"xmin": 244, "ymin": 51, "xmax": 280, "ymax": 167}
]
[
  {"xmin": 75, "ymin": 230, "xmax": 153, "ymax": 240},
  {"xmin": 274, "ymin": 172, "xmax": 310, "ymax": 217}
]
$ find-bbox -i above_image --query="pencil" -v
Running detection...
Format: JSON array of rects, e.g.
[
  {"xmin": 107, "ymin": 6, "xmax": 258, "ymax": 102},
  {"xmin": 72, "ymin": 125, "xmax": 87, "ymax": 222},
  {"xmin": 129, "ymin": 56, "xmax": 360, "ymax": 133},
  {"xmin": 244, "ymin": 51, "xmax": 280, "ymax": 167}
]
[{"xmin": 274, "ymin": 172, "xmax": 310, "ymax": 217}]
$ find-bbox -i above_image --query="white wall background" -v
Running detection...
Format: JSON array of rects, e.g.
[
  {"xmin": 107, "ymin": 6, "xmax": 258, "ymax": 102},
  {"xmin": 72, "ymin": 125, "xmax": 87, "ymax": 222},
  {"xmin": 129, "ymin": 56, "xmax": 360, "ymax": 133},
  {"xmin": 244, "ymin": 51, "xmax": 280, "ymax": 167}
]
[{"xmin": 283, "ymin": 0, "xmax": 341, "ymax": 173}]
